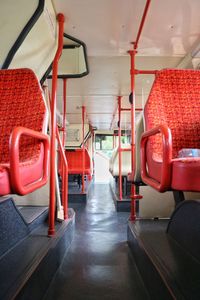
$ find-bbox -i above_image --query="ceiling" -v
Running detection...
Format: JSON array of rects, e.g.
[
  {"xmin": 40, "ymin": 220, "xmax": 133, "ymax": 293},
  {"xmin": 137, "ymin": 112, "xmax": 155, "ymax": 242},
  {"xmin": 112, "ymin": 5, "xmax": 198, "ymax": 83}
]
[{"xmin": 52, "ymin": 0, "xmax": 200, "ymax": 130}]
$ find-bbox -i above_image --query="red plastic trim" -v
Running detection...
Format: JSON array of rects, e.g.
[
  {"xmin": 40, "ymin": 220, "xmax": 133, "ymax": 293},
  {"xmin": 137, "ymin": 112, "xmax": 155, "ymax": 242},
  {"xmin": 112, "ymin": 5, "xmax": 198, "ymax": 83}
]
[
  {"xmin": 134, "ymin": 69, "xmax": 157, "ymax": 75},
  {"xmin": 140, "ymin": 124, "xmax": 172, "ymax": 192},
  {"xmin": 121, "ymin": 148, "xmax": 131, "ymax": 152},
  {"xmin": 121, "ymin": 108, "xmax": 131, "ymax": 111},
  {"xmin": 10, "ymin": 126, "xmax": 49, "ymax": 195}
]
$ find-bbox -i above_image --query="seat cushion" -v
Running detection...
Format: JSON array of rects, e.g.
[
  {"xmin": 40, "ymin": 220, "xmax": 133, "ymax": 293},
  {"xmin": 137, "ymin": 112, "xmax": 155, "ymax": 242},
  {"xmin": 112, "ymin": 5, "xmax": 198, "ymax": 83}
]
[
  {"xmin": 0, "ymin": 150, "xmax": 44, "ymax": 196},
  {"xmin": 0, "ymin": 166, "xmax": 10, "ymax": 195},
  {"xmin": 112, "ymin": 150, "xmax": 131, "ymax": 177},
  {"xmin": 68, "ymin": 168, "xmax": 91, "ymax": 175},
  {"xmin": 171, "ymin": 157, "xmax": 200, "ymax": 191},
  {"xmin": 146, "ymin": 153, "xmax": 200, "ymax": 192},
  {"xmin": 134, "ymin": 114, "xmax": 144, "ymax": 183}
]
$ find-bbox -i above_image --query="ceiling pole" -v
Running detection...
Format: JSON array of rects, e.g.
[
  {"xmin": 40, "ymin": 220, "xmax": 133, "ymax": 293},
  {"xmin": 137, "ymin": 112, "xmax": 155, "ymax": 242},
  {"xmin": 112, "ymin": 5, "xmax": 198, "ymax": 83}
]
[
  {"xmin": 134, "ymin": 0, "xmax": 151, "ymax": 50},
  {"xmin": 128, "ymin": 0, "xmax": 151, "ymax": 221}
]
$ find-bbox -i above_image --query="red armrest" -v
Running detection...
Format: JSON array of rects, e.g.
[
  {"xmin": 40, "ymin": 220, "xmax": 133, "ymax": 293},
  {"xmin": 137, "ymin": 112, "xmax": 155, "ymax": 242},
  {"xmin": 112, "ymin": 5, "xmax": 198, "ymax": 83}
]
[
  {"xmin": 9, "ymin": 126, "xmax": 49, "ymax": 195},
  {"xmin": 140, "ymin": 124, "xmax": 172, "ymax": 192}
]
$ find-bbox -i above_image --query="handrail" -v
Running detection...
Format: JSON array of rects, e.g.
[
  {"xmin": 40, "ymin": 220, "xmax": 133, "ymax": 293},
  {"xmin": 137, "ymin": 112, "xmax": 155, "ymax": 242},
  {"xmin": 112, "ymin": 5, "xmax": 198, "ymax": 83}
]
[
  {"xmin": 56, "ymin": 126, "xmax": 68, "ymax": 219},
  {"xmin": 134, "ymin": 0, "xmax": 151, "ymax": 50},
  {"xmin": 140, "ymin": 124, "xmax": 172, "ymax": 192},
  {"xmin": 49, "ymin": 13, "xmax": 65, "ymax": 236},
  {"xmin": 61, "ymin": 78, "xmax": 67, "ymax": 212},
  {"xmin": 10, "ymin": 126, "xmax": 49, "ymax": 195},
  {"xmin": 82, "ymin": 106, "xmax": 86, "ymax": 193},
  {"xmin": 48, "ymin": 33, "xmax": 89, "ymax": 79}
]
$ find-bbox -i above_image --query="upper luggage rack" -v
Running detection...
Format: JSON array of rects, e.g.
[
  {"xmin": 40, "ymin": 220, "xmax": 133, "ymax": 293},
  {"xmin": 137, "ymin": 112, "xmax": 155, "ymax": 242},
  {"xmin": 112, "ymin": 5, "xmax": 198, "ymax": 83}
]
[{"xmin": 48, "ymin": 33, "xmax": 89, "ymax": 79}]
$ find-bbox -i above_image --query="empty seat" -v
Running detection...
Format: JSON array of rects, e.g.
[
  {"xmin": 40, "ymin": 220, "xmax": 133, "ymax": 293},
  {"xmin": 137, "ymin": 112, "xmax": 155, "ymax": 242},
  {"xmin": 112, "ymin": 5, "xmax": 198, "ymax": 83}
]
[
  {"xmin": 109, "ymin": 147, "xmax": 131, "ymax": 177},
  {"xmin": 141, "ymin": 69, "xmax": 200, "ymax": 192},
  {"xmin": 134, "ymin": 114, "xmax": 144, "ymax": 184},
  {"xmin": 109, "ymin": 147, "xmax": 118, "ymax": 174},
  {"xmin": 0, "ymin": 69, "xmax": 49, "ymax": 196},
  {"xmin": 65, "ymin": 148, "xmax": 92, "ymax": 176}
]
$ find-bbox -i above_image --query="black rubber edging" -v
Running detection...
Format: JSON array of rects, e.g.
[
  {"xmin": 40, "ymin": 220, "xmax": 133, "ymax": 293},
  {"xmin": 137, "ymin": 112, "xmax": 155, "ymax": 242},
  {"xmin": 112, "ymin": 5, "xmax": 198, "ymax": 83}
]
[
  {"xmin": 2, "ymin": 0, "xmax": 45, "ymax": 69},
  {"xmin": 48, "ymin": 32, "xmax": 89, "ymax": 79}
]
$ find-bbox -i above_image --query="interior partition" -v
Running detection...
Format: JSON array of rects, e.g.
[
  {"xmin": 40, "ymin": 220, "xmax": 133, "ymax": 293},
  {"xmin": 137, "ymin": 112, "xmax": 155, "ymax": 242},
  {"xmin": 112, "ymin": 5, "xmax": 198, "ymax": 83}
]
[{"xmin": 0, "ymin": 0, "xmax": 58, "ymax": 82}]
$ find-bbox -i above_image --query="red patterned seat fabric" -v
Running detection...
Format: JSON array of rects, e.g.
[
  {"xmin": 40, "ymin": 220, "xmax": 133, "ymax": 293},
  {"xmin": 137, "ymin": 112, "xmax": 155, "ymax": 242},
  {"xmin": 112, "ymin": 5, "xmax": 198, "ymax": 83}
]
[
  {"xmin": 0, "ymin": 69, "xmax": 47, "ymax": 195},
  {"xmin": 65, "ymin": 149, "xmax": 92, "ymax": 176},
  {"xmin": 144, "ymin": 69, "xmax": 200, "ymax": 191}
]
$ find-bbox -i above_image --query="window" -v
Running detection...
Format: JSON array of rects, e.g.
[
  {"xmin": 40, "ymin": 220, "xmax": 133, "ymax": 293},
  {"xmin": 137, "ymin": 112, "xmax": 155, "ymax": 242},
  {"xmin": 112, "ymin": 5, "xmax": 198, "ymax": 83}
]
[{"xmin": 95, "ymin": 135, "xmax": 113, "ymax": 150}]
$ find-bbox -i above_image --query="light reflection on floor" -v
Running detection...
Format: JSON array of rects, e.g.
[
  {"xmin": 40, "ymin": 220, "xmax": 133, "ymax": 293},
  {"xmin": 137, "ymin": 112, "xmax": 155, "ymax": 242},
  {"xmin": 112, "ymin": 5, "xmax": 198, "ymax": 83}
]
[{"xmin": 94, "ymin": 152, "xmax": 112, "ymax": 183}]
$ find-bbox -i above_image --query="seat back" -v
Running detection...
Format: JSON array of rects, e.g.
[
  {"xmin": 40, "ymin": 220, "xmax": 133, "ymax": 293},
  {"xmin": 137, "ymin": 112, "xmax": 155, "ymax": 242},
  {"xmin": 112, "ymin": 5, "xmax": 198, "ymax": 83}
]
[
  {"xmin": 111, "ymin": 148, "xmax": 131, "ymax": 177},
  {"xmin": 65, "ymin": 148, "xmax": 91, "ymax": 174},
  {"xmin": 109, "ymin": 147, "xmax": 118, "ymax": 174},
  {"xmin": 0, "ymin": 69, "xmax": 47, "ymax": 164},
  {"xmin": 134, "ymin": 114, "xmax": 144, "ymax": 183},
  {"xmin": 144, "ymin": 69, "xmax": 200, "ymax": 160}
]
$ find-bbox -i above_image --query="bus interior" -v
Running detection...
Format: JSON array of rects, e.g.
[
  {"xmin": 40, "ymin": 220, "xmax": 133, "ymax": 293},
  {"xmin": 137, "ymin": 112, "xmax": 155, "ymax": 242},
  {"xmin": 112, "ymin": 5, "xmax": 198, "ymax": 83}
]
[{"xmin": 0, "ymin": 0, "xmax": 200, "ymax": 299}]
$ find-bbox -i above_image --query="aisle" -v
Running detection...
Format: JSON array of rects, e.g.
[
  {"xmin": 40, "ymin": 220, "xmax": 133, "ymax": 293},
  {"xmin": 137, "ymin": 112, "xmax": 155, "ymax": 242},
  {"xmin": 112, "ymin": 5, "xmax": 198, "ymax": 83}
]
[{"xmin": 44, "ymin": 184, "xmax": 149, "ymax": 300}]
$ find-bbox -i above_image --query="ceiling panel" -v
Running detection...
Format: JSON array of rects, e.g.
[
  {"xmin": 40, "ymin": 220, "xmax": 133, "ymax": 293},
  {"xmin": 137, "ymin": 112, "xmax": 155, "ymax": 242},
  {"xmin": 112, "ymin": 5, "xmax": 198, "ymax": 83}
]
[
  {"xmin": 52, "ymin": 56, "xmax": 181, "ymax": 129},
  {"xmin": 54, "ymin": 0, "xmax": 200, "ymax": 57},
  {"xmin": 51, "ymin": 0, "xmax": 199, "ymax": 130}
]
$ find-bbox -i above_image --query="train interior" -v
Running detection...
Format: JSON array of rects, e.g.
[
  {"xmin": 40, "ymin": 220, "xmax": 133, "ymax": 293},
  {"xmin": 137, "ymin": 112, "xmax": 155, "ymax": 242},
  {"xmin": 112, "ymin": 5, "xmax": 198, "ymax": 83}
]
[{"xmin": 0, "ymin": 0, "xmax": 200, "ymax": 299}]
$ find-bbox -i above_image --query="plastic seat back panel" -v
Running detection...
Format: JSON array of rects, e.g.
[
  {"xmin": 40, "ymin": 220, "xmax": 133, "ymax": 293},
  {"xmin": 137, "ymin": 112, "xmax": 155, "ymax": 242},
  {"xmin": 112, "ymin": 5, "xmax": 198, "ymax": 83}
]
[{"xmin": 65, "ymin": 149, "xmax": 91, "ymax": 175}]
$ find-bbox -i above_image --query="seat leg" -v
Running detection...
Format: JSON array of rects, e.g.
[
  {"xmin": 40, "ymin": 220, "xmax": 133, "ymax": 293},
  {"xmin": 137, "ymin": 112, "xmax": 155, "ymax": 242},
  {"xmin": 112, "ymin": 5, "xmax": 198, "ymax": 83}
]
[
  {"xmin": 77, "ymin": 175, "xmax": 81, "ymax": 188},
  {"xmin": 173, "ymin": 191, "xmax": 185, "ymax": 206},
  {"xmin": 123, "ymin": 176, "xmax": 127, "ymax": 196}
]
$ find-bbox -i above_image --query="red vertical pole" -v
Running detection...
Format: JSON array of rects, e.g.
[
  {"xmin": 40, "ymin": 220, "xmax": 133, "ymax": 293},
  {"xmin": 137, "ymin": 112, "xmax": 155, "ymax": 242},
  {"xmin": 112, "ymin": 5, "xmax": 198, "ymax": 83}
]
[
  {"xmin": 62, "ymin": 79, "xmax": 67, "ymax": 148},
  {"xmin": 62, "ymin": 79, "xmax": 68, "ymax": 219},
  {"xmin": 128, "ymin": 49, "xmax": 137, "ymax": 221},
  {"xmin": 127, "ymin": 0, "xmax": 150, "ymax": 221},
  {"xmin": 82, "ymin": 106, "xmax": 85, "ymax": 193},
  {"xmin": 48, "ymin": 14, "xmax": 64, "ymax": 236},
  {"xmin": 118, "ymin": 96, "xmax": 123, "ymax": 200}
]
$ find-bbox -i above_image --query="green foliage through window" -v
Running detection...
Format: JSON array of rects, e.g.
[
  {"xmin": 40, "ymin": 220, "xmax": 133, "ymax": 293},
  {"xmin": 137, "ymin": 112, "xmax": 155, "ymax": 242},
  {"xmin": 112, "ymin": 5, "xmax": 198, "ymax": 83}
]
[{"xmin": 95, "ymin": 135, "xmax": 113, "ymax": 150}]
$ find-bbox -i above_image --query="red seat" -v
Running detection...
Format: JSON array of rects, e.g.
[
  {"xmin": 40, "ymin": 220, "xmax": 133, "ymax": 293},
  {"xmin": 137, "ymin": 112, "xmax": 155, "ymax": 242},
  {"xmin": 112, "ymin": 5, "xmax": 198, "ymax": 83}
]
[
  {"xmin": 141, "ymin": 69, "xmax": 200, "ymax": 192},
  {"xmin": 0, "ymin": 69, "xmax": 49, "ymax": 195},
  {"xmin": 65, "ymin": 148, "xmax": 92, "ymax": 176}
]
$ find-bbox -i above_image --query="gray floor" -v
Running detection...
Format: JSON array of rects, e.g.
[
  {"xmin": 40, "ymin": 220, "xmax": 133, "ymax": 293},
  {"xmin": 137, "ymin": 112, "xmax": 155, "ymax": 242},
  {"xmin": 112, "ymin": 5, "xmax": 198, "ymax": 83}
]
[{"xmin": 44, "ymin": 183, "xmax": 149, "ymax": 300}]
